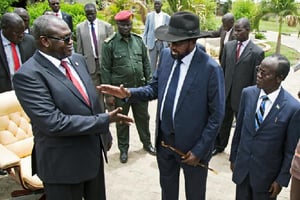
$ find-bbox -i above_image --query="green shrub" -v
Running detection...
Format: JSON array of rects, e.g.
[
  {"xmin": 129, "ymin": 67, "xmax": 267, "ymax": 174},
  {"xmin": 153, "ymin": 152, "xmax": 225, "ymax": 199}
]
[
  {"xmin": 231, "ymin": 0, "xmax": 258, "ymax": 30},
  {"xmin": 0, "ymin": 0, "xmax": 18, "ymax": 16},
  {"xmin": 254, "ymin": 32, "xmax": 266, "ymax": 39}
]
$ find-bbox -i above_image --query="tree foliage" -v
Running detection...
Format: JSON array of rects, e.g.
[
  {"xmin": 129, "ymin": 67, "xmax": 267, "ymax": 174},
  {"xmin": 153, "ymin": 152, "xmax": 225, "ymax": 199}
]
[
  {"xmin": 0, "ymin": 0, "xmax": 18, "ymax": 17},
  {"xmin": 260, "ymin": 0, "xmax": 298, "ymax": 53},
  {"xmin": 231, "ymin": 0, "xmax": 257, "ymax": 30},
  {"xmin": 166, "ymin": 0, "xmax": 218, "ymax": 30}
]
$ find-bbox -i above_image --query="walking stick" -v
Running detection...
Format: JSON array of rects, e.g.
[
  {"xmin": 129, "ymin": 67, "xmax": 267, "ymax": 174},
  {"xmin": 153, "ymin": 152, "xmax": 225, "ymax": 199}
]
[{"xmin": 161, "ymin": 141, "xmax": 218, "ymax": 175}]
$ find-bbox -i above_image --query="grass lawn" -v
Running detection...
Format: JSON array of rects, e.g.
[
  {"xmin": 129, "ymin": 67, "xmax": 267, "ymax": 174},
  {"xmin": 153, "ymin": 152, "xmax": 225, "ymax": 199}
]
[
  {"xmin": 259, "ymin": 20, "xmax": 300, "ymax": 35},
  {"xmin": 265, "ymin": 41, "xmax": 300, "ymax": 65}
]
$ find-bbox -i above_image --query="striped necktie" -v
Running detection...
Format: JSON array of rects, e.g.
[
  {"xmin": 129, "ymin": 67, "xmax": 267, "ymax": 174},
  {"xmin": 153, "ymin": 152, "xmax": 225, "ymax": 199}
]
[{"xmin": 255, "ymin": 95, "xmax": 268, "ymax": 130}]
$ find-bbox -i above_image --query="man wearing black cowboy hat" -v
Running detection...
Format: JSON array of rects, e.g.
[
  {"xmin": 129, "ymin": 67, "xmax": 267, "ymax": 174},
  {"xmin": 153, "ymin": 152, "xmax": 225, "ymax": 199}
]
[{"xmin": 98, "ymin": 11, "xmax": 225, "ymax": 200}]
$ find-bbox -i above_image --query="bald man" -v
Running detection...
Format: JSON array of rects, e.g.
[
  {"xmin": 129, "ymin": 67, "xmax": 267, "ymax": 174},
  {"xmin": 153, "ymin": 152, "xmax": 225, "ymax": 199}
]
[
  {"xmin": 200, "ymin": 13, "xmax": 236, "ymax": 63},
  {"xmin": 0, "ymin": 12, "xmax": 36, "ymax": 93},
  {"xmin": 14, "ymin": 7, "xmax": 30, "ymax": 34}
]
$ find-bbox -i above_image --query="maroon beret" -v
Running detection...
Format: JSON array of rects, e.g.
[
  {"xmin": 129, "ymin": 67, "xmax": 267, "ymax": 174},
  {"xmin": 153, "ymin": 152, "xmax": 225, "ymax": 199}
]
[{"xmin": 114, "ymin": 10, "xmax": 133, "ymax": 21}]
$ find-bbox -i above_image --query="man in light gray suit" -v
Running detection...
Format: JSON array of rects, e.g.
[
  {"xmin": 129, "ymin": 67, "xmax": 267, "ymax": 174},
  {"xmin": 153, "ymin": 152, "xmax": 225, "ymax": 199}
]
[
  {"xmin": 143, "ymin": 0, "xmax": 170, "ymax": 72},
  {"xmin": 230, "ymin": 54, "xmax": 300, "ymax": 199},
  {"xmin": 76, "ymin": 3, "xmax": 114, "ymax": 109},
  {"xmin": 212, "ymin": 18, "xmax": 265, "ymax": 156}
]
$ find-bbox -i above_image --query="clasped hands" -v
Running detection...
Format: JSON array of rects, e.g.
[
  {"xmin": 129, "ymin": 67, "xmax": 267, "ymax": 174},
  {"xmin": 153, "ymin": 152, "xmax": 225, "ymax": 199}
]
[{"xmin": 97, "ymin": 84, "xmax": 133, "ymax": 125}]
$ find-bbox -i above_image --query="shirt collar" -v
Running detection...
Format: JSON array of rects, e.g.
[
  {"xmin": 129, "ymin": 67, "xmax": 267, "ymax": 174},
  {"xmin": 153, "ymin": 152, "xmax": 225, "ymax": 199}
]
[
  {"xmin": 239, "ymin": 38, "xmax": 250, "ymax": 47},
  {"xmin": 259, "ymin": 86, "xmax": 281, "ymax": 104},
  {"xmin": 181, "ymin": 46, "xmax": 196, "ymax": 66},
  {"xmin": 1, "ymin": 31, "xmax": 12, "ymax": 46},
  {"xmin": 39, "ymin": 50, "xmax": 69, "ymax": 68}
]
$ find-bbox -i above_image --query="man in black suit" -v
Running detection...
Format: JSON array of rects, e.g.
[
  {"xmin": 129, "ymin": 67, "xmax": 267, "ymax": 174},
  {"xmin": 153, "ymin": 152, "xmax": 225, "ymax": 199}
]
[
  {"xmin": 0, "ymin": 12, "xmax": 36, "ymax": 93},
  {"xmin": 212, "ymin": 18, "xmax": 265, "ymax": 156},
  {"xmin": 12, "ymin": 15, "xmax": 133, "ymax": 200},
  {"xmin": 200, "ymin": 13, "xmax": 235, "ymax": 63},
  {"xmin": 48, "ymin": 0, "xmax": 73, "ymax": 31}
]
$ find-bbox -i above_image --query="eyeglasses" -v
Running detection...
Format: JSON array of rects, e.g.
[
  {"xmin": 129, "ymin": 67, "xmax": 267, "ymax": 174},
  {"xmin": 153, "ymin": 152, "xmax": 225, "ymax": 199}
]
[
  {"xmin": 46, "ymin": 34, "xmax": 72, "ymax": 44},
  {"xmin": 50, "ymin": 2, "xmax": 59, "ymax": 5},
  {"xmin": 256, "ymin": 65, "xmax": 273, "ymax": 78}
]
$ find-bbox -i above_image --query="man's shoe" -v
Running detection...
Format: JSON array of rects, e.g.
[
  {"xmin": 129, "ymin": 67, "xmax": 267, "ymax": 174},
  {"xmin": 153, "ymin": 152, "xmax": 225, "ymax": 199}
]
[
  {"xmin": 144, "ymin": 144, "xmax": 156, "ymax": 156},
  {"xmin": 212, "ymin": 148, "xmax": 224, "ymax": 156},
  {"xmin": 120, "ymin": 152, "xmax": 128, "ymax": 163},
  {"xmin": 0, "ymin": 169, "xmax": 7, "ymax": 175}
]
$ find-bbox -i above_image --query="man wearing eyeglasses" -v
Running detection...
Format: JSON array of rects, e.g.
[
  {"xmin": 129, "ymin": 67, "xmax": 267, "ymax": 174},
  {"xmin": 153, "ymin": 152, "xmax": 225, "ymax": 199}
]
[
  {"xmin": 230, "ymin": 54, "xmax": 300, "ymax": 200},
  {"xmin": 0, "ymin": 12, "xmax": 35, "ymax": 94},
  {"xmin": 48, "ymin": 0, "xmax": 73, "ymax": 31},
  {"xmin": 12, "ymin": 15, "xmax": 133, "ymax": 200}
]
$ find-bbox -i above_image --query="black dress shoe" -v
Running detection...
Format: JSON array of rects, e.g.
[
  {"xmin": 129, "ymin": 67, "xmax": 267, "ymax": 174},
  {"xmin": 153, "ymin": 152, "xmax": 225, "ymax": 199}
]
[
  {"xmin": 144, "ymin": 144, "xmax": 156, "ymax": 156},
  {"xmin": 212, "ymin": 148, "xmax": 224, "ymax": 156},
  {"xmin": 0, "ymin": 169, "xmax": 7, "ymax": 175},
  {"xmin": 120, "ymin": 152, "xmax": 128, "ymax": 163}
]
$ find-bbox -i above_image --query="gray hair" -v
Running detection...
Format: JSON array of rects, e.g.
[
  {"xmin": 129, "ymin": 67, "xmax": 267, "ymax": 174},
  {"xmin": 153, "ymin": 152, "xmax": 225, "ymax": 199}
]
[{"xmin": 31, "ymin": 15, "xmax": 63, "ymax": 39}]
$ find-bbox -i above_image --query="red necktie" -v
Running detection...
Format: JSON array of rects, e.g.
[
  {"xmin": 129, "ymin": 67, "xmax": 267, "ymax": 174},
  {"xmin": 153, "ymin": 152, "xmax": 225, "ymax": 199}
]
[
  {"xmin": 90, "ymin": 23, "xmax": 98, "ymax": 57},
  {"xmin": 11, "ymin": 43, "xmax": 21, "ymax": 71},
  {"xmin": 61, "ymin": 61, "xmax": 90, "ymax": 106},
  {"xmin": 236, "ymin": 42, "xmax": 242, "ymax": 61}
]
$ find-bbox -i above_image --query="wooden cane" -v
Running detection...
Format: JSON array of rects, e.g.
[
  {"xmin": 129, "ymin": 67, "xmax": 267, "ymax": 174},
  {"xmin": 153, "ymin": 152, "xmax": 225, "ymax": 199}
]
[{"xmin": 161, "ymin": 141, "xmax": 218, "ymax": 175}]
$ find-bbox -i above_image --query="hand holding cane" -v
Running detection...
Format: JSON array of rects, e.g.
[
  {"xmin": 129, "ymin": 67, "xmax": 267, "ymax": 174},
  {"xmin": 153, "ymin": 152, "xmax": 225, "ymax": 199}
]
[{"xmin": 161, "ymin": 141, "xmax": 218, "ymax": 175}]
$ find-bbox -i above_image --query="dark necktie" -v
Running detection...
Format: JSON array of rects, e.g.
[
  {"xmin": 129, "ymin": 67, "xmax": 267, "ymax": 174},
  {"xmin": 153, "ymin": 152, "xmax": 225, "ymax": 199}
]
[
  {"xmin": 11, "ymin": 43, "xmax": 21, "ymax": 71},
  {"xmin": 91, "ymin": 22, "xmax": 99, "ymax": 57},
  {"xmin": 255, "ymin": 95, "xmax": 268, "ymax": 130},
  {"xmin": 160, "ymin": 59, "xmax": 182, "ymax": 134},
  {"xmin": 61, "ymin": 61, "xmax": 90, "ymax": 106},
  {"xmin": 236, "ymin": 42, "xmax": 242, "ymax": 60}
]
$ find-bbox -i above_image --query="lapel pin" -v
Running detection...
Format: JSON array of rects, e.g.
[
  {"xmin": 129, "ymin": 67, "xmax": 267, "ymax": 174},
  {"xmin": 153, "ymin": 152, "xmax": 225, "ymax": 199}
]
[
  {"xmin": 276, "ymin": 104, "xmax": 280, "ymax": 109},
  {"xmin": 75, "ymin": 62, "xmax": 79, "ymax": 66}
]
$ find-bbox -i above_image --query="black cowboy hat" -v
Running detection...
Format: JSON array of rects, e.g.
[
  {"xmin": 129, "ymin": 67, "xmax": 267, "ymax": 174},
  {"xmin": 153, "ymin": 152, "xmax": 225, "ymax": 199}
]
[{"xmin": 155, "ymin": 11, "xmax": 201, "ymax": 42}]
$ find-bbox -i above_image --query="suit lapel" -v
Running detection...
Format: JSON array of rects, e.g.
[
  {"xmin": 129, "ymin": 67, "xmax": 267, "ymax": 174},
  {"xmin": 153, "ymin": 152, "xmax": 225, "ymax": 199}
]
[
  {"xmin": 84, "ymin": 21, "xmax": 93, "ymax": 50},
  {"xmin": 157, "ymin": 52, "xmax": 174, "ymax": 111},
  {"xmin": 34, "ymin": 52, "xmax": 90, "ymax": 107},
  {"xmin": 236, "ymin": 40, "xmax": 253, "ymax": 64},
  {"xmin": 250, "ymin": 88, "xmax": 260, "ymax": 135},
  {"xmin": 175, "ymin": 48, "xmax": 201, "ymax": 113},
  {"xmin": 259, "ymin": 88, "xmax": 285, "ymax": 130},
  {"xmin": 0, "ymin": 34, "xmax": 10, "ymax": 76}
]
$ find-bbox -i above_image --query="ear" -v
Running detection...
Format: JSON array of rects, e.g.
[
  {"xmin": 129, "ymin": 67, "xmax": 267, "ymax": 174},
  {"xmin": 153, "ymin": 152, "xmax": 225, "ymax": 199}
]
[
  {"xmin": 276, "ymin": 74, "xmax": 284, "ymax": 83},
  {"xmin": 40, "ymin": 36, "xmax": 50, "ymax": 48}
]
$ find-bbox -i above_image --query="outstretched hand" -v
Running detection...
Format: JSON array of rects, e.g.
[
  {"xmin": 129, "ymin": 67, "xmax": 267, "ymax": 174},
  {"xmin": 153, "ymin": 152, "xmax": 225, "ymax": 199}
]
[
  {"xmin": 97, "ymin": 84, "xmax": 130, "ymax": 99},
  {"xmin": 108, "ymin": 107, "xmax": 134, "ymax": 125}
]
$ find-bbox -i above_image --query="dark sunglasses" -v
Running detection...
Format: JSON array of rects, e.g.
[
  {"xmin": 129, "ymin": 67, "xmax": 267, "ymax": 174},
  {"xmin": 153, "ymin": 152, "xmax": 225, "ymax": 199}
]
[
  {"xmin": 50, "ymin": 2, "xmax": 59, "ymax": 5},
  {"xmin": 46, "ymin": 34, "xmax": 72, "ymax": 44}
]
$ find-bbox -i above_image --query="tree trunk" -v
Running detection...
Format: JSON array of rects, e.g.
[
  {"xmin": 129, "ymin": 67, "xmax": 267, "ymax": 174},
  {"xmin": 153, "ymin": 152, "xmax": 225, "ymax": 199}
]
[{"xmin": 276, "ymin": 16, "xmax": 283, "ymax": 54}]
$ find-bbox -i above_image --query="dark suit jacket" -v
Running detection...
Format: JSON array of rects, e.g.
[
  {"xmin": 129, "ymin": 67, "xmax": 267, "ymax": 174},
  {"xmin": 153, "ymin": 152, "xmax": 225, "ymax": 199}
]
[
  {"xmin": 200, "ymin": 26, "xmax": 236, "ymax": 62},
  {"xmin": 221, "ymin": 40, "xmax": 264, "ymax": 112},
  {"xmin": 12, "ymin": 52, "xmax": 112, "ymax": 184},
  {"xmin": 129, "ymin": 46, "xmax": 225, "ymax": 162},
  {"xmin": 230, "ymin": 86, "xmax": 300, "ymax": 192},
  {"xmin": 62, "ymin": 11, "xmax": 73, "ymax": 32},
  {"xmin": 0, "ymin": 33, "xmax": 36, "ymax": 93}
]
